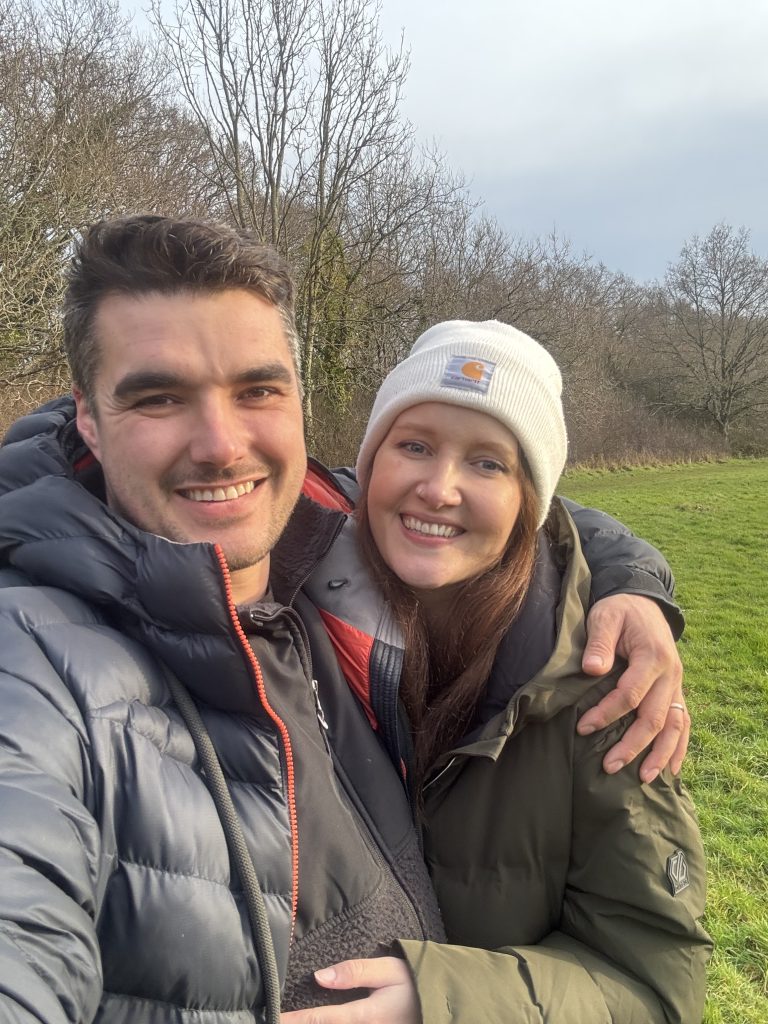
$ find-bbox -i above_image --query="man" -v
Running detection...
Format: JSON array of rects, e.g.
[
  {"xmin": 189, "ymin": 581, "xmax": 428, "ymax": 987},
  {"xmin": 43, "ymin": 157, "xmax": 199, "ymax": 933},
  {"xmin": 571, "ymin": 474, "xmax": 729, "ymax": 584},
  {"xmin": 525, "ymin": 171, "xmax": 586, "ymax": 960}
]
[{"xmin": 0, "ymin": 215, "xmax": 685, "ymax": 1023}]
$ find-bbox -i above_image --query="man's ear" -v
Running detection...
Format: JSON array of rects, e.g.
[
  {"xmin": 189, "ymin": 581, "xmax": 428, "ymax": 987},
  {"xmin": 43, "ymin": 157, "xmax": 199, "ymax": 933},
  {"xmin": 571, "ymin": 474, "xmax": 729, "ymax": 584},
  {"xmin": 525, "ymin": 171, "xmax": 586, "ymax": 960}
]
[{"xmin": 72, "ymin": 386, "xmax": 101, "ymax": 459}]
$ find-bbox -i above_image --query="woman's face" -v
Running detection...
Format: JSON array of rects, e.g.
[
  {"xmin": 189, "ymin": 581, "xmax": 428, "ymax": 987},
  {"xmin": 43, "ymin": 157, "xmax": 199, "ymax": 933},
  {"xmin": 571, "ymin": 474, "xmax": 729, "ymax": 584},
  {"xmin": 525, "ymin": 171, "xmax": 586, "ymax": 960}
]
[{"xmin": 366, "ymin": 402, "xmax": 523, "ymax": 608}]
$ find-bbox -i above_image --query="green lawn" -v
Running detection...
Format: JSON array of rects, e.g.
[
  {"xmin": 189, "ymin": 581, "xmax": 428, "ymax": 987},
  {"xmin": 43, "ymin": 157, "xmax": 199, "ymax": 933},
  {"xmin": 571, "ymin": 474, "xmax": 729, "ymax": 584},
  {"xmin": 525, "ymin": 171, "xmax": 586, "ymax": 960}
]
[{"xmin": 560, "ymin": 459, "xmax": 768, "ymax": 1024}]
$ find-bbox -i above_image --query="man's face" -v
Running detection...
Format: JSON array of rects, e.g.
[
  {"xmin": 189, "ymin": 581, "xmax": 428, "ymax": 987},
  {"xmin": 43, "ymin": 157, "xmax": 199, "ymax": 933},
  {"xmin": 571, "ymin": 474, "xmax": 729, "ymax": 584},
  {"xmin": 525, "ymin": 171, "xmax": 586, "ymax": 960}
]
[{"xmin": 74, "ymin": 288, "xmax": 306, "ymax": 604}]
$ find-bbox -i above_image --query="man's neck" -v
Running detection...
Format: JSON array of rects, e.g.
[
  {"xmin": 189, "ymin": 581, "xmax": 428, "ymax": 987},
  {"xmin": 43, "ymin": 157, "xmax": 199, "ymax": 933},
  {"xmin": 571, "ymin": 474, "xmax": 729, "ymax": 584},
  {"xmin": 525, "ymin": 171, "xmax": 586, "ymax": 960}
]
[{"xmin": 229, "ymin": 560, "xmax": 270, "ymax": 606}]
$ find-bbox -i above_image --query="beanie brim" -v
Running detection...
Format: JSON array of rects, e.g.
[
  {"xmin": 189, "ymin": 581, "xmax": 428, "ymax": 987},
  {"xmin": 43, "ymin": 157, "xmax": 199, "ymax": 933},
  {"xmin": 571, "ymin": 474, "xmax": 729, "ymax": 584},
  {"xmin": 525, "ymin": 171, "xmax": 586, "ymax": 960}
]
[{"xmin": 356, "ymin": 321, "xmax": 567, "ymax": 529}]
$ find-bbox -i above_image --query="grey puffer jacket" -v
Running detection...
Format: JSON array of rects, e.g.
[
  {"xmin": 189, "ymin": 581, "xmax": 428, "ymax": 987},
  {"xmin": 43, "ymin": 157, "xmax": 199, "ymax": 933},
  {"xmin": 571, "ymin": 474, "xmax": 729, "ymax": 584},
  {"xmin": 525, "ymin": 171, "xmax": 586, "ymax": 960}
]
[{"xmin": 0, "ymin": 400, "xmax": 443, "ymax": 1024}]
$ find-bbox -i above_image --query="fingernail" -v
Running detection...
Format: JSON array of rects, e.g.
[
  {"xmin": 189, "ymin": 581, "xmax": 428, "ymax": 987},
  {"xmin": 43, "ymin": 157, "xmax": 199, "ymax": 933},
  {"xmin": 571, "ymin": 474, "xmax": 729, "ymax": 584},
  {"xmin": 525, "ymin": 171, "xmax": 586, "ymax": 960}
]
[
  {"xmin": 578, "ymin": 724, "xmax": 596, "ymax": 735},
  {"xmin": 315, "ymin": 967, "xmax": 336, "ymax": 984},
  {"xmin": 642, "ymin": 768, "xmax": 659, "ymax": 784},
  {"xmin": 605, "ymin": 759, "xmax": 625, "ymax": 774},
  {"xmin": 583, "ymin": 656, "xmax": 604, "ymax": 672}
]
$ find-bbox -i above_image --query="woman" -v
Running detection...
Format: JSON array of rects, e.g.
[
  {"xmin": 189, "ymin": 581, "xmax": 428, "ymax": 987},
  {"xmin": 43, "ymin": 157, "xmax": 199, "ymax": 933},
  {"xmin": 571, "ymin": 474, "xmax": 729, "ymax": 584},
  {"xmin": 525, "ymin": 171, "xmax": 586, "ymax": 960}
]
[{"xmin": 285, "ymin": 321, "xmax": 710, "ymax": 1023}]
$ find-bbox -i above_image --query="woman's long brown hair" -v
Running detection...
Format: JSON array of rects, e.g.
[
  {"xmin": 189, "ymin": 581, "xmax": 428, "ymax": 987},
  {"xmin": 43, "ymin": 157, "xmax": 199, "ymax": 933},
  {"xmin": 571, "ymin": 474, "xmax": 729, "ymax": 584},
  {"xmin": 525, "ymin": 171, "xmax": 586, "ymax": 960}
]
[{"xmin": 358, "ymin": 457, "xmax": 540, "ymax": 793}]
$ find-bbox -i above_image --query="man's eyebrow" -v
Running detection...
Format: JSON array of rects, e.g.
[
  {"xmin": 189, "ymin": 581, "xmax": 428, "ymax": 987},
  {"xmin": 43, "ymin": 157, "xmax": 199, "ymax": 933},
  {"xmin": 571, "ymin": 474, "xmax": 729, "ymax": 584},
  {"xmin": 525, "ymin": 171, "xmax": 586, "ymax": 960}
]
[
  {"xmin": 112, "ymin": 363, "xmax": 295, "ymax": 400},
  {"xmin": 113, "ymin": 371, "xmax": 183, "ymax": 400},
  {"xmin": 232, "ymin": 363, "xmax": 295, "ymax": 386}
]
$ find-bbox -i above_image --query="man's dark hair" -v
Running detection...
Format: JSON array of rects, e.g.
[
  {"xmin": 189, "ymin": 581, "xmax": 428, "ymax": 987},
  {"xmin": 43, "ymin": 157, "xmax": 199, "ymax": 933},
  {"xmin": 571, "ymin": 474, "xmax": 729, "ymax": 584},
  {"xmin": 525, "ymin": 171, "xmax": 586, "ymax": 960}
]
[{"xmin": 62, "ymin": 215, "xmax": 301, "ymax": 404}]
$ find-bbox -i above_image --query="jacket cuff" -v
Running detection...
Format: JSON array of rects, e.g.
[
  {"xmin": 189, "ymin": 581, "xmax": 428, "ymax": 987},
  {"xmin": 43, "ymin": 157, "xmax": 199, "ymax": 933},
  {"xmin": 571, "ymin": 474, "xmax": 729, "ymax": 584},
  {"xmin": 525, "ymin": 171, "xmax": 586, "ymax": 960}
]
[
  {"xmin": 589, "ymin": 565, "xmax": 685, "ymax": 640},
  {"xmin": 398, "ymin": 939, "xmax": 624, "ymax": 1024}
]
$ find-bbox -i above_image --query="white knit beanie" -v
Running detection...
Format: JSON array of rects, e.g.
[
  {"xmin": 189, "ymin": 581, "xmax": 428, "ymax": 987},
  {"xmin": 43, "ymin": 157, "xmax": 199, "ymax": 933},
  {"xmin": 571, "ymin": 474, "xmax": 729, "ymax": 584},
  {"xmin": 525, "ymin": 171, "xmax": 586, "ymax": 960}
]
[{"xmin": 356, "ymin": 320, "xmax": 567, "ymax": 528}]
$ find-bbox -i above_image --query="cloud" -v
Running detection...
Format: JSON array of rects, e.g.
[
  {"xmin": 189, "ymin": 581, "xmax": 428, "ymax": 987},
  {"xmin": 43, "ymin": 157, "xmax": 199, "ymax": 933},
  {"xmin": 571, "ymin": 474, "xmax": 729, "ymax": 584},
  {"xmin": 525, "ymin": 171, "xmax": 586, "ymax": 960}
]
[{"xmin": 380, "ymin": 0, "xmax": 768, "ymax": 276}]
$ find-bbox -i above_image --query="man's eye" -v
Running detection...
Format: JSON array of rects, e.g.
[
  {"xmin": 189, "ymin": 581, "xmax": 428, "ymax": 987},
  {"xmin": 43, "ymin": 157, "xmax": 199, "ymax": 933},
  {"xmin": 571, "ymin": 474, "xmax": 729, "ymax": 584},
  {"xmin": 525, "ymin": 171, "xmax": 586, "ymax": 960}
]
[
  {"xmin": 132, "ymin": 394, "xmax": 177, "ymax": 408},
  {"xmin": 241, "ymin": 387, "xmax": 275, "ymax": 401}
]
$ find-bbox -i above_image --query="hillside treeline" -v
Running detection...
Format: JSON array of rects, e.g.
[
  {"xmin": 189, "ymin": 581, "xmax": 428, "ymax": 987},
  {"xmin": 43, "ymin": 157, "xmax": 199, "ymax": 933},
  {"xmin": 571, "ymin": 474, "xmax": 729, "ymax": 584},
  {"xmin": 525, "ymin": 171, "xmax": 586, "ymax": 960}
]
[{"xmin": 2, "ymin": 0, "xmax": 767, "ymax": 464}]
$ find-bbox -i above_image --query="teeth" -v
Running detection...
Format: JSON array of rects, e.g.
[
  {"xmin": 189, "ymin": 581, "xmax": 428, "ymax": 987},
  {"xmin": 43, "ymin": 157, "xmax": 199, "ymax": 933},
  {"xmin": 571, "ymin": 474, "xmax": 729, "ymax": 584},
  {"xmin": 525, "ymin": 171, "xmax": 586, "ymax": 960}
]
[
  {"xmin": 184, "ymin": 480, "xmax": 256, "ymax": 502},
  {"xmin": 402, "ymin": 515, "xmax": 461, "ymax": 538}
]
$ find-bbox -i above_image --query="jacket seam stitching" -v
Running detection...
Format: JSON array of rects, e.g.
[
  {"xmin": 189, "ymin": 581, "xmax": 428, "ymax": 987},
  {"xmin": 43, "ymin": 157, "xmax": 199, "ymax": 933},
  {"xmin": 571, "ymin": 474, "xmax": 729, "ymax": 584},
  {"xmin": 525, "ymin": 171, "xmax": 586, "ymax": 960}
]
[
  {"xmin": 100, "ymin": 989, "xmax": 249, "ymax": 1013},
  {"xmin": 0, "ymin": 922, "xmax": 60, "ymax": 989},
  {"xmin": 116, "ymin": 856, "xmax": 291, "ymax": 898},
  {"xmin": 91, "ymin": 715, "xmax": 283, "ymax": 791},
  {"xmin": 27, "ymin": 610, "xmax": 244, "ymax": 641}
]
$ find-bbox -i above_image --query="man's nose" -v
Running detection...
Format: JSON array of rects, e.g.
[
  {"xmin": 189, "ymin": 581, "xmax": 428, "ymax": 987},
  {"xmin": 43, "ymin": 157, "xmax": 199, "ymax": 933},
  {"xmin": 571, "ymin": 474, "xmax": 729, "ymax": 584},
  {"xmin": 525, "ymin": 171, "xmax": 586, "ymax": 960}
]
[
  {"xmin": 416, "ymin": 461, "xmax": 462, "ymax": 507},
  {"xmin": 188, "ymin": 398, "xmax": 248, "ymax": 467}
]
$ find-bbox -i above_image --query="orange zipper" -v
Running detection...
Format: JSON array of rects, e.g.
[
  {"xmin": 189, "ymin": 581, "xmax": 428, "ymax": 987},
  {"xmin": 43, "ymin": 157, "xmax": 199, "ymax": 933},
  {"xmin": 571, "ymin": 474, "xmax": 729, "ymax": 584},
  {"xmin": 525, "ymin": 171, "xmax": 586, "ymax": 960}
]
[{"xmin": 214, "ymin": 544, "xmax": 299, "ymax": 935}]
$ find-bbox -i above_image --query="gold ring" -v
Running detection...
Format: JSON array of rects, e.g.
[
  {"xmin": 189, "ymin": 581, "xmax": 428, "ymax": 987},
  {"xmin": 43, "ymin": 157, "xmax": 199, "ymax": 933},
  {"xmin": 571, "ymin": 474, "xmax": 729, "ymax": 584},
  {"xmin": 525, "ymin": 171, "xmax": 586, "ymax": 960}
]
[{"xmin": 670, "ymin": 702, "xmax": 685, "ymax": 712}]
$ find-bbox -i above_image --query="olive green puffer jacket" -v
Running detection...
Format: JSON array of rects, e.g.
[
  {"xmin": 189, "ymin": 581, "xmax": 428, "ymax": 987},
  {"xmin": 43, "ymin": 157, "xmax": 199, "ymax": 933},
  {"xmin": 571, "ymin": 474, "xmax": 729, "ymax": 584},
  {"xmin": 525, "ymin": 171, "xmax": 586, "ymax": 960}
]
[{"xmin": 398, "ymin": 502, "xmax": 711, "ymax": 1023}]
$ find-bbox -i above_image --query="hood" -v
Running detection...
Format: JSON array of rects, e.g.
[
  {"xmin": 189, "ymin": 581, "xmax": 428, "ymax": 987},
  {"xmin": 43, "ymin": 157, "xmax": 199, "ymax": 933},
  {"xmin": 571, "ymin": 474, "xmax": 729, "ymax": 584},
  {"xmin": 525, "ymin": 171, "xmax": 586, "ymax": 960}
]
[
  {"xmin": 444, "ymin": 500, "xmax": 597, "ymax": 762},
  {"xmin": 0, "ymin": 396, "xmax": 344, "ymax": 710}
]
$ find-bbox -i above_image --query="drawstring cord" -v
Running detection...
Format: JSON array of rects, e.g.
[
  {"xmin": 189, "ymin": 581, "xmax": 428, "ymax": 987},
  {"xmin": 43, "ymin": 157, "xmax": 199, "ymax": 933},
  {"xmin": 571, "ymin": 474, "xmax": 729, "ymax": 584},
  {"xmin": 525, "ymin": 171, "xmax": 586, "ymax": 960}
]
[{"xmin": 165, "ymin": 673, "xmax": 282, "ymax": 1024}]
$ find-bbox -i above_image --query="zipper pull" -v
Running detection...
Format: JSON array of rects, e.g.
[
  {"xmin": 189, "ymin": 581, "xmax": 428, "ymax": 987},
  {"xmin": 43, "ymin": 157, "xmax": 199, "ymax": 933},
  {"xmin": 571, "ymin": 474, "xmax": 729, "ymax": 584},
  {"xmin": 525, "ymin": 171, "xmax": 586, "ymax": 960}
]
[
  {"xmin": 423, "ymin": 756, "xmax": 457, "ymax": 793},
  {"xmin": 311, "ymin": 678, "xmax": 332, "ymax": 754}
]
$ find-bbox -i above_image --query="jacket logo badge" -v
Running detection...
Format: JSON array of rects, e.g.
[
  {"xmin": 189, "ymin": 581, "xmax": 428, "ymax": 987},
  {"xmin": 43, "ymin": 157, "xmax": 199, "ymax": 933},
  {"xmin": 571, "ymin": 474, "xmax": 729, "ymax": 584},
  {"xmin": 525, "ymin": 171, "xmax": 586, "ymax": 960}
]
[
  {"xmin": 441, "ymin": 356, "xmax": 496, "ymax": 394},
  {"xmin": 666, "ymin": 849, "xmax": 690, "ymax": 895}
]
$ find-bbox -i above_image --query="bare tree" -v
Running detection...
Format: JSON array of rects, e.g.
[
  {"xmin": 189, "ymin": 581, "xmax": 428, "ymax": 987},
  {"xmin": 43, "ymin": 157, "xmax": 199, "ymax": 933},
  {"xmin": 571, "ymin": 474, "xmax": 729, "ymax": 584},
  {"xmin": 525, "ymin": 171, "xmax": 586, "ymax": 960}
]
[
  {"xmin": 303, "ymin": 145, "xmax": 470, "ymax": 401},
  {"xmin": 0, "ymin": 0, "xmax": 214, "ymax": 390},
  {"xmin": 152, "ymin": 0, "xmax": 416, "ymax": 432},
  {"xmin": 151, "ymin": 0, "xmax": 316, "ymax": 242},
  {"xmin": 658, "ymin": 224, "xmax": 768, "ymax": 442}
]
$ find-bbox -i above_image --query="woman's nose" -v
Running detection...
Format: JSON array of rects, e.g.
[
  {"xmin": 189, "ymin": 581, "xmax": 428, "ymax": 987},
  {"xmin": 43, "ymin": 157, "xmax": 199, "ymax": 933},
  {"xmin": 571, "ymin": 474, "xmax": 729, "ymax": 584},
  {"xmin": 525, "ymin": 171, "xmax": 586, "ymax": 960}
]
[{"xmin": 415, "ymin": 463, "xmax": 461, "ymax": 507}]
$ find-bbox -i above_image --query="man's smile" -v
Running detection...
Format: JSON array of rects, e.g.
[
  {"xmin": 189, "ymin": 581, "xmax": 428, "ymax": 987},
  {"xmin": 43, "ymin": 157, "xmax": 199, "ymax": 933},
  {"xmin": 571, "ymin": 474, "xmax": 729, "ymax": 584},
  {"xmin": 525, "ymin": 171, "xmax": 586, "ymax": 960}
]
[{"xmin": 180, "ymin": 480, "xmax": 259, "ymax": 503}]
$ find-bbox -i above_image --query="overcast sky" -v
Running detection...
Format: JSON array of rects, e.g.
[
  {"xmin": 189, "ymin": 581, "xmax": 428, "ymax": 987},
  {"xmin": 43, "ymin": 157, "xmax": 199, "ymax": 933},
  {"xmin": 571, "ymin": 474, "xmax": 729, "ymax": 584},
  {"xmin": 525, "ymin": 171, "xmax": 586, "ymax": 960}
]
[{"xmin": 377, "ymin": 0, "xmax": 768, "ymax": 281}]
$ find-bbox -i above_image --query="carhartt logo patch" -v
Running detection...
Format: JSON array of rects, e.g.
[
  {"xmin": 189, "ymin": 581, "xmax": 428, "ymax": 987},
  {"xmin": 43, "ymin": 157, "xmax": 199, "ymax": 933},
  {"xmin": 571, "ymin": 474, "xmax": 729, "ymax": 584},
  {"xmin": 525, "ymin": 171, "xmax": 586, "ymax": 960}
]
[
  {"xmin": 666, "ymin": 849, "xmax": 690, "ymax": 895},
  {"xmin": 441, "ymin": 356, "xmax": 496, "ymax": 394}
]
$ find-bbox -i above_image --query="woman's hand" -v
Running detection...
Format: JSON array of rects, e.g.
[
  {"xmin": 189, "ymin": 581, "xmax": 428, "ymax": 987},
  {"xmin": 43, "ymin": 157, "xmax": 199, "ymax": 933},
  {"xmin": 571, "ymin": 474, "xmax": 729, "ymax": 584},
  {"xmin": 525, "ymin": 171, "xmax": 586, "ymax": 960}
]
[
  {"xmin": 577, "ymin": 594, "xmax": 689, "ymax": 783},
  {"xmin": 281, "ymin": 956, "xmax": 420, "ymax": 1024}
]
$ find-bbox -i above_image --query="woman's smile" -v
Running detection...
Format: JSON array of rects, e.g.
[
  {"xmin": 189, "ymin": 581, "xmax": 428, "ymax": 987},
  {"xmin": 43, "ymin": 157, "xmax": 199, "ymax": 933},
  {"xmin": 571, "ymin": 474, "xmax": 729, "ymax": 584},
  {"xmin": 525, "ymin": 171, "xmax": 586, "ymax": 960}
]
[
  {"xmin": 367, "ymin": 402, "xmax": 523, "ymax": 606},
  {"xmin": 400, "ymin": 514, "xmax": 465, "ymax": 539}
]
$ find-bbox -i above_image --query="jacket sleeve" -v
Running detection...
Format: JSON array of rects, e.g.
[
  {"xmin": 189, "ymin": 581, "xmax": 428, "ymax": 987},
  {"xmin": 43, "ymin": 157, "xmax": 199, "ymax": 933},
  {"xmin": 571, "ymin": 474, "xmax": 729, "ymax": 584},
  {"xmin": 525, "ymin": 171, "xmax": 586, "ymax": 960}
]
[
  {"xmin": 561, "ymin": 497, "xmax": 685, "ymax": 639},
  {"xmin": 0, "ymin": 605, "xmax": 104, "ymax": 1023},
  {"xmin": 399, "ymin": 705, "xmax": 710, "ymax": 1024}
]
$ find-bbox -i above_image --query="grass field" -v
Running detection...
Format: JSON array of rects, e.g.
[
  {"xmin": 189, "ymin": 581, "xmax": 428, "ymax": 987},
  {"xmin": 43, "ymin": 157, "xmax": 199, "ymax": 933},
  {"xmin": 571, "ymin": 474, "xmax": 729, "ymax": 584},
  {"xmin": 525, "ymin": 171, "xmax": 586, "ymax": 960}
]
[{"xmin": 559, "ymin": 459, "xmax": 768, "ymax": 1024}]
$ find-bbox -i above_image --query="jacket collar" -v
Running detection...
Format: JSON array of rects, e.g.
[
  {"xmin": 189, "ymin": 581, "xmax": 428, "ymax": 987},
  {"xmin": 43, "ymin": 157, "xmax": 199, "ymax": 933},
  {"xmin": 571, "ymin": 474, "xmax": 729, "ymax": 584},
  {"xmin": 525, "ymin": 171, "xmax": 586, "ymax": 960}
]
[
  {"xmin": 432, "ymin": 500, "xmax": 596, "ymax": 765},
  {"xmin": 0, "ymin": 396, "xmax": 345, "ymax": 709}
]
